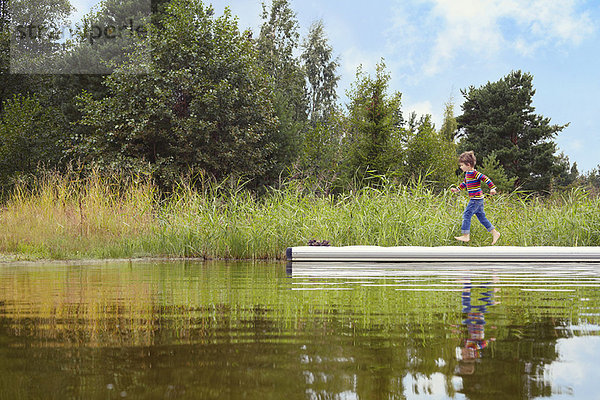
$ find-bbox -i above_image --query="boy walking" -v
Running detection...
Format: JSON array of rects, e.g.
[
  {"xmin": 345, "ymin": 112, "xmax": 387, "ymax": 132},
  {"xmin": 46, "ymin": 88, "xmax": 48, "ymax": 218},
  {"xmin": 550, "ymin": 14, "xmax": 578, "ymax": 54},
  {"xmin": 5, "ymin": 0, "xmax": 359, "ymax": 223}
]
[{"xmin": 451, "ymin": 151, "xmax": 501, "ymax": 245}]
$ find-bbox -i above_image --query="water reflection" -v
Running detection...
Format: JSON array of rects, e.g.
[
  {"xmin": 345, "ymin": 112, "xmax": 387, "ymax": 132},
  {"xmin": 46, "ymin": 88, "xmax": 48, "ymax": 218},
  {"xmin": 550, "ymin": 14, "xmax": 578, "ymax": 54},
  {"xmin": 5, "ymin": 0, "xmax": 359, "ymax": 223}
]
[
  {"xmin": 290, "ymin": 262, "xmax": 600, "ymax": 399},
  {"xmin": 457, "ymin": 277, "xmax": 498, "ymax": 375},
  {"xmin": 0, "ymin": 261, "xmax": 600, "ymax": 399}
]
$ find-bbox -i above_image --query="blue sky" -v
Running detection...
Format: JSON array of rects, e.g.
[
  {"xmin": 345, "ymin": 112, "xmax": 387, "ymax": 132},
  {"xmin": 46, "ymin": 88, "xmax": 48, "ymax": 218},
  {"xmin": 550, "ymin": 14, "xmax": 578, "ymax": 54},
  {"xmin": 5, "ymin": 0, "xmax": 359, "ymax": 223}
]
[{"xmin": 70, "ymin": 0, "xmax": 600, "ymax": 173}]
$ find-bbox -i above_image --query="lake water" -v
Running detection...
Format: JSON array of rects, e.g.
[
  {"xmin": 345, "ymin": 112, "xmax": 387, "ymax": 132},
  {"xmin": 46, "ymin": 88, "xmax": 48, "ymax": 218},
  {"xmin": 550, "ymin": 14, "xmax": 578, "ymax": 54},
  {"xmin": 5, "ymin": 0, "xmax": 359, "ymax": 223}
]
[{"xmin": 1, "ymin": 260, "xmax": 600, "ymax": 399}]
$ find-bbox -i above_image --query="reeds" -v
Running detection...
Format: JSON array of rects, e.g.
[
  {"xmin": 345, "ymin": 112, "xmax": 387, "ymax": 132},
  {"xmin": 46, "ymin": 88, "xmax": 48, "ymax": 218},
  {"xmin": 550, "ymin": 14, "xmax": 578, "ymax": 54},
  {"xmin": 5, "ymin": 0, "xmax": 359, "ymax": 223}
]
[
  {"xmin": 0, "ymin": 171, "xmax": 599, "ymax": 260},
  {"xmin": 0, "ymin": 170, "xmax": 157, "ymax": 259}
]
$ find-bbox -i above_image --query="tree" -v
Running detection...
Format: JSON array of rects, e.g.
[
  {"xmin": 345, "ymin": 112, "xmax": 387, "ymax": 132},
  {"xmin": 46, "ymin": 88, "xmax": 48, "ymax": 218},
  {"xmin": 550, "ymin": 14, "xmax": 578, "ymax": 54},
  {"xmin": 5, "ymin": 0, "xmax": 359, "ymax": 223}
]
[
  {"xmin": 456, "ymin": 70, "xmax": 568, "ymax": 192},
  {"xmin": 257, "ymin": 0, "xmax": 307, "ymax": 174},
  {"xmin": 439, "ymin": 97, "xmax": 458, "ymax": 141},
  {"xmin": 477, "ymin": 153, "xmax": 517, "ymax": 193},
  {"xmin": 0, "ymin": 0, "xmax": 85, "ymax": 181},
  {"xmin": 1, "ymin": 0, "xmax": 8, "ymax": 75},
  {"xmin": 583, "ymin": 165, "xmax": 600, "ymax": 193},
  {"xmin": 0, "ymin": 0, "xmax": 70, "ymax": 112},
  {"xmin": 301, "ymin": 19, "xmax": 339, "ymax": 123},
  {"xmin": 342, "ymin": 61, "xmax": 405, "ymax": 184},
  {"xmin": 0, "ymin": 94, "xmax": 67, "ymax": 189},
  {"xmin": 405, "ymin": 114, "xmax": 456, "ymax": 189},
  {"xmin": 6, "ymin": 0, "xmax": 73, "ymax": 73},
  {"xmin": 294, "ymin": 113, "xmax": 344, "ymax": 194},
  {"xmin": 60, "ymin": 0, "xmax": 151, "ymax": 75},
  {"xmin": 553, "ymin": 152, "xmax": 580, "ymax": 190},
  {"xmin": 78, "ymin": 0, "xmax": 279, "ymax": 188}
]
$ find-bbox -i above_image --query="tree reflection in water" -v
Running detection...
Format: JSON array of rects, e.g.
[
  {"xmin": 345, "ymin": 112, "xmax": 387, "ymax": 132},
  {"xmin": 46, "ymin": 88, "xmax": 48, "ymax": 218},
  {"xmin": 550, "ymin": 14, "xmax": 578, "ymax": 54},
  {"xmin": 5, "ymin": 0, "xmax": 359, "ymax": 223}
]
[{"xmin": 1, "ymin": 261, "xmax": 599, "ymax": 399}]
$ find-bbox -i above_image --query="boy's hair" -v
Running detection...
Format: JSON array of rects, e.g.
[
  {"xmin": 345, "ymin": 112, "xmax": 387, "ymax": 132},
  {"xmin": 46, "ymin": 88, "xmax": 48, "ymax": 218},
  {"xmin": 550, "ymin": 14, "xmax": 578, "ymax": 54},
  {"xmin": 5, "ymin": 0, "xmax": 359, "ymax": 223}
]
[{"xmin": 459, "ymin": 151, "xmax": 476, "ymax": 167}]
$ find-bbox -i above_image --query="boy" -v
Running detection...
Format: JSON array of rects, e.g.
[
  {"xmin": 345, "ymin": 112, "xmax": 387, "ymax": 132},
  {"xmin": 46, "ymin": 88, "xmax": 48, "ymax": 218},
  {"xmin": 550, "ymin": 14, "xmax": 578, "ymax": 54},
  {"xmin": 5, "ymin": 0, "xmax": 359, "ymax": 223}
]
[{"xmin": 451, "ymin": 151, "xmax": 501, "ymax": 245}]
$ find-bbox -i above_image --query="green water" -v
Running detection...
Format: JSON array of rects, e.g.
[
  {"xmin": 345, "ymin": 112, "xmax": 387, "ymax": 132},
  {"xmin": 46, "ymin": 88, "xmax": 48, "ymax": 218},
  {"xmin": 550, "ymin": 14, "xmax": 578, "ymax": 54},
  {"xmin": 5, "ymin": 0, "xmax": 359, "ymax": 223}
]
[{"xmin": 1, "ymin": 260, "xmax": 600, "ymax": 399}]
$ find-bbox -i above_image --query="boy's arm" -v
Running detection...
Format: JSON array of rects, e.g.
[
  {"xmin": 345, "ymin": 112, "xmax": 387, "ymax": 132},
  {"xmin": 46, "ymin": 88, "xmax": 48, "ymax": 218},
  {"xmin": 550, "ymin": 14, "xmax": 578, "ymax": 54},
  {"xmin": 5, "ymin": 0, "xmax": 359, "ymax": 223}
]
[
  {"xmin": 479, "ymin": 172, "xmax": 496, "ymax": 191},
  {"xmin": 451, "ymin": 180, "xmax": 467, "ymax": 194}
]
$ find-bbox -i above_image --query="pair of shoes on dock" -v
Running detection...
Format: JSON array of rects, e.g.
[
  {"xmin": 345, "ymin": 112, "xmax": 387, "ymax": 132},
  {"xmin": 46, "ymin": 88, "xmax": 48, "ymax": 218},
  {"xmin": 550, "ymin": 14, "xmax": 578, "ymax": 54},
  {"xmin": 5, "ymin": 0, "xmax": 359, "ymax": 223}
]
[{"xmin": 308, "ymin": 239, "xmax": 331, "ymax": 247}]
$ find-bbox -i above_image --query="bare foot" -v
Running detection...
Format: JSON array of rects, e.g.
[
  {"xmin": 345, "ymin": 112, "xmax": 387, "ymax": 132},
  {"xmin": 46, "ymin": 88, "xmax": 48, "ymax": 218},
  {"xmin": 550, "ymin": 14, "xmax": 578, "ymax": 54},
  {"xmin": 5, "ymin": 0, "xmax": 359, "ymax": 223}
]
[
  {"xmin": 491, "ymin": 230, "xmax": 501, "ymax": 245},
  {"xmin": 455, "ymin": 234, "xmax": 470, "ymax": 242}
]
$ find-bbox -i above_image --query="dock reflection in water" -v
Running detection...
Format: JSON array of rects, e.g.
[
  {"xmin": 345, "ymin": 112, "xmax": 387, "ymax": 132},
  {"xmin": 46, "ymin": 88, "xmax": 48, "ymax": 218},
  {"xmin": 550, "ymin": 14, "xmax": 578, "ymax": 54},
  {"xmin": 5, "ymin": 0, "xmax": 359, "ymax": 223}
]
[{"xmin": 1, "ymin": 260, "xmax": 600, "ymax": 399}]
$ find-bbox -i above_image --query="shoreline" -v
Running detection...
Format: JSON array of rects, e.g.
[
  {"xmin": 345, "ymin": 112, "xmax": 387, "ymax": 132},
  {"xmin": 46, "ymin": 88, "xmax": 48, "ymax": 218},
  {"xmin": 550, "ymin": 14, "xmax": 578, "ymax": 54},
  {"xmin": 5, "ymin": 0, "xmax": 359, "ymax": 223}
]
[
  {"xmin": 0, "ymin": 255, "xmax": 282, "ymax": 266},
  {"xmin": 4, "ymin": 243, "xmax": 600, "ymax": 265}
]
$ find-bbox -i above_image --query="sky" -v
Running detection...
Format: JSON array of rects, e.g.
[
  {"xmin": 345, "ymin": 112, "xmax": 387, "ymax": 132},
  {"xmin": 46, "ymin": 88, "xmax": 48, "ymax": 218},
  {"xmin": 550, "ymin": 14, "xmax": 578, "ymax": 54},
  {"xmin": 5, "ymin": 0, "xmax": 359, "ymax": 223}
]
[{"xmin": 69, "ymin": 0, "xmax": 600, "ymax": 173}]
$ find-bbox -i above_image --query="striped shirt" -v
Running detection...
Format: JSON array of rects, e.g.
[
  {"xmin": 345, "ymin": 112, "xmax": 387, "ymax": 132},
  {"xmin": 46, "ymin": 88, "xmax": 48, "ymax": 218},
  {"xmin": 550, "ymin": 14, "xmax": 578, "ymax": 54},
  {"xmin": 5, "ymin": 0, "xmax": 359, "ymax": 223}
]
[{"xmin": 459, "ymin": 170, "xmax": 496, "ymax": 199}]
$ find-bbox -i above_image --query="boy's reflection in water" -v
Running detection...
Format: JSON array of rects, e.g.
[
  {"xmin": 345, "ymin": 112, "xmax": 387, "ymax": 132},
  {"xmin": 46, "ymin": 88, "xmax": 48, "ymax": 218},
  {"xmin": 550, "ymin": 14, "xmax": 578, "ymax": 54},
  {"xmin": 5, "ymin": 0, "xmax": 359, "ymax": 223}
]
[{"xmin": 457, "ymin": 276, "xmax": 499, "ymax": 375}]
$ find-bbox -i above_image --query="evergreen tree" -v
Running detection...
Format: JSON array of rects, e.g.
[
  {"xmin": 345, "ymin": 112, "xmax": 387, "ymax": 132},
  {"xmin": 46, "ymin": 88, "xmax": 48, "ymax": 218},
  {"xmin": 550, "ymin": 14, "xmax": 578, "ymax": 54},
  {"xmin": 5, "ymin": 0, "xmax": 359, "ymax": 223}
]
[
  {"xmin": 342, "ymin": 61, "xmax": 405, "ymax": 184},
  {"xmin": 457, "ymin": 70, "xmax": 568, "ymax": 192},
  {"xmin": 477, "ymin": 153, "xmax": 517, "ymax": 193},
  {"xmin": 553, "ymin": 152, "xmax": 580, "ymax": 189},
  {"xmin": 295, "ymin": 111, "xmax": 344, "ymax": 194},
  {"xmin": 405, "ymin": 114, "xmax": 456, "ymax": 189},
  {"xmin": 439, "ymin": 98, "xmax": 458, "ymax": 141},
  {"xmin": 583, "ymin": 166, "xmax": 600, "ymax": 193}
]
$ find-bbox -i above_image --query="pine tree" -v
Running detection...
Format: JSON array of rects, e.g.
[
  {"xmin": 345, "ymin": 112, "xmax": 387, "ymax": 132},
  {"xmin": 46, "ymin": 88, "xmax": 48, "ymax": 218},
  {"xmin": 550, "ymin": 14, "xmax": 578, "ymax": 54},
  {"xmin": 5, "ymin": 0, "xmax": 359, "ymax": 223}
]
[
  {"xmin": 343, "ymin": 61, "xmax": 404, "ymax": 184},
  {"xmin": 457, "ymin": 70, "xmax": 568, "ymax": 192}
]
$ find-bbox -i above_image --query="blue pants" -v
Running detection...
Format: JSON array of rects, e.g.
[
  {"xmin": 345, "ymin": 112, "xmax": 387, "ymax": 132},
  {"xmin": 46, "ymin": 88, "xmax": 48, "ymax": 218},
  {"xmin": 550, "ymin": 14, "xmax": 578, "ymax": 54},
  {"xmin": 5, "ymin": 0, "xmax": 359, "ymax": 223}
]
[{"xmin": 461, "ymin": 199, "xmax": 494, "ymax": 234}]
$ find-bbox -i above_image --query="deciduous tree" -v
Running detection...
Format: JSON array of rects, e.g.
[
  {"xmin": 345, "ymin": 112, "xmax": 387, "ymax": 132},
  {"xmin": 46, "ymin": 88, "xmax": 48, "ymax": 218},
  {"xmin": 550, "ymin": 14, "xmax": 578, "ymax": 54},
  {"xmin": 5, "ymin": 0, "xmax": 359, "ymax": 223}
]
[
  {"xmin": 78, "ymin": 0, "xmax": 279, "ymax": 188},
  {"xmin": 301, "ymin": 19, "xmax": 339, "ymax": 123},
  {"xmin": 257, "ymin": 0, "xmax": 307, "ymax": 175},
  {"xmin": 0, "ymin": 94, "xmax": 67, "ymax": 189}
]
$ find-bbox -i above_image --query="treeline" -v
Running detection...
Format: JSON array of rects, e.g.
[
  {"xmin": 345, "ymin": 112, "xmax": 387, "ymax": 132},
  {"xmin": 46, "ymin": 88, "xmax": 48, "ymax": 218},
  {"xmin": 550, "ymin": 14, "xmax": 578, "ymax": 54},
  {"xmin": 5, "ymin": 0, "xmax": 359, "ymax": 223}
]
[{"xmin": 0, "ymin": 0, "xmax": 598, "ymax": 196}]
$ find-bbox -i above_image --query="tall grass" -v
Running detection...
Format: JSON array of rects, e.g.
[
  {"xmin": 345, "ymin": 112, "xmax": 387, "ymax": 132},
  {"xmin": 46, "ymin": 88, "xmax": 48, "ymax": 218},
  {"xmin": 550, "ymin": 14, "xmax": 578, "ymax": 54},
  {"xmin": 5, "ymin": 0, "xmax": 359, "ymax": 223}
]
[
  {"xmin": 0, "ymin": 171, "xmax": 157, "ymax": 259},
  {"xmin": 0, "ymin": 171, "xmax": 599, "ymax": 260}
]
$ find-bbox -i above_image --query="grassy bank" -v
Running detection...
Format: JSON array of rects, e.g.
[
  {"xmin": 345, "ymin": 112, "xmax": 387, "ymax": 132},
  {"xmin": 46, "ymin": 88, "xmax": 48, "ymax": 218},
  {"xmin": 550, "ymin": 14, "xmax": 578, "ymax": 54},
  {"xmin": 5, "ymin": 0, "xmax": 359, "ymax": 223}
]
[{"xmin": 1, "ymin": 172, "xmax": 599, "ymax": 260}]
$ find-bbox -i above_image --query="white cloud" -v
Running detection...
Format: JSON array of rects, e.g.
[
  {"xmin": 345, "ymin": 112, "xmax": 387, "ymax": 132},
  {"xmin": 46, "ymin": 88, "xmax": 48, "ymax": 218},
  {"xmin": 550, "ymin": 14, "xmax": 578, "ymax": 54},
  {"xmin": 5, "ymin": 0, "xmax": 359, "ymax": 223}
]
[
  {"xmin": 404, "ymin": 100, "xmax": 437, "ymax": 123},
  {"xmin": 340, "ymin": 47, "xmax": 381, "ymax": 80},
  {"xmin": 541, "ymin": 337, "xmax": 600, "ymax": 396},
  {"xmin": 513, "ymin": 37, "xmax": 540, "ymax": 57},
  {"xmin": 424, "ymin": 0, "xmax": 505, "ymax": 74},
  {"xmin": 523, "ymin": 0, "xmax": 594, "ymax": 45},
  {"xmin": 389, "ymin": 0, "xmax": 596, "ymax": 76}
]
